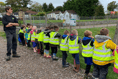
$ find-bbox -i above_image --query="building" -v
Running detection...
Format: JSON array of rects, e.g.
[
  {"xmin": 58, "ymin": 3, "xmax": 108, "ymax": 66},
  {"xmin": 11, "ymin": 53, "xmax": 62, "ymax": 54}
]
[
  {"xmin": 13, "ymin": 10, "xmax": 37, "ymax": 19},
  {"xmin": 47, "ymin": 10, "xmax": 80, "ymax": 20}
]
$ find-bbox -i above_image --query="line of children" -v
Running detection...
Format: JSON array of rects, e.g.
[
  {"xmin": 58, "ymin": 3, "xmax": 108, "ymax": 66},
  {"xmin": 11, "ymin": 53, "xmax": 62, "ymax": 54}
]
[{"xmin": 18, "ymin": 24, "xmax": 118, "ymax": 79}]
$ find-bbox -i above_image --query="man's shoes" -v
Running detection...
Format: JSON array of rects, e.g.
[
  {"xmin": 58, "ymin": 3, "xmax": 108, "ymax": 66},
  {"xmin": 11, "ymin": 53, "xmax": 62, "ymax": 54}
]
[
  {"xmin": 5, "ymin": 56, "xmax": 11, "ymax": 61},
  {"xmin": 12, "ymin": 54, "xmax": 20, "ymax": 58},
  {"xmin": 63, "ymin": 64, "xmax": 69, "ymax": 68}
]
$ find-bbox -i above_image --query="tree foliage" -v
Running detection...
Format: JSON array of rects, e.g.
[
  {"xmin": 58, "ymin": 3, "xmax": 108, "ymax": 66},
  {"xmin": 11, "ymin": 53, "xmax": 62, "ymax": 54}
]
[
  {"xmin": 5, "ymin": 0, "xmax": 31, "ymax": 12},
  {"xmin": 95, "ymin": 3, "xmax": 105, "ymax": 16},
  {"xmin": 107, "ymin": 1, "xmax": 118, "ymax": 11},
  {"xmin": 36, "ymin": 12, "xmax": 46, "ymax": 16},
  {"xmin": 55, "ymin": 6, "xmax": 63, "ymax": 11},
  {"xmin": 29, "ymin": 2, "xmax": 43, "ymax": 12},
  {"xmin": 63, "ymin": 0, "xmax": 99, "ymax": 16},
  {"xmin": 48, "ymin": 3, "xmax": 54, "ymax": 12},
  {"xmin": 0, "ymin": 2, "xmax": 6, "ymax": 13},
  {"xmin": 43, "ymin": 3, "xmax": 48, "ymax": 12}
]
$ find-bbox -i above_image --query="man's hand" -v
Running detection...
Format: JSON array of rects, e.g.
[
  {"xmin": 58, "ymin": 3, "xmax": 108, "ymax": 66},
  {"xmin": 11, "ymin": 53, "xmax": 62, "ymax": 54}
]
[{"xmin": 6, "ymin": 23, "xmax": 13, "ymax": 27}]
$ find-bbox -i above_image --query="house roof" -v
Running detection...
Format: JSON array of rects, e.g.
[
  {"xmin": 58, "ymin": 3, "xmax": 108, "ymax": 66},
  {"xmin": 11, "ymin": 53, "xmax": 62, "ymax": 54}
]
[
  {"xmin": 47, "ymin": 10, "xmax": 77, "ymax": 14},
  {"xmin": 25, "ymin": 10, "xmax": 37, "ymax": 15},
  {"xmin": 66, "ymin": 10, "xmax": 77, "ymax": 14},
  {"xmin": 14, "ymin": 10, "xmax": 37, "ymax": 15}
]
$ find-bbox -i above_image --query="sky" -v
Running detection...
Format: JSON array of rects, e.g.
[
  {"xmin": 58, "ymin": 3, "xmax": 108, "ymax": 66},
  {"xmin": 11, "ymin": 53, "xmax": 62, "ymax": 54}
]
[{"xmin": 0, "ymin": 0, "xmax": 118, "ymax": 11}]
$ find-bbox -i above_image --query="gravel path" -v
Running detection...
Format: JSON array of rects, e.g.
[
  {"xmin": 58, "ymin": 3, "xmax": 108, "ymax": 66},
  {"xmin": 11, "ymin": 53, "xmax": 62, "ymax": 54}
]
[{"xmin": 0, "ymin": 26, "xmax": 84, "ymax": 79}]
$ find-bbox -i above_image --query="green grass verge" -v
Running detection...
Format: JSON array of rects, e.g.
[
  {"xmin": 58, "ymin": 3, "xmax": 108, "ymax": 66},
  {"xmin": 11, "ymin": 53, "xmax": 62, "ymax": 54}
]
[
  {"xmin": 0, "ymin": 26, "xmax": 117, "ymax": 79},
  {"xmin": 0, "ymin": 32, "xmax": 6, "ymax": 38}
]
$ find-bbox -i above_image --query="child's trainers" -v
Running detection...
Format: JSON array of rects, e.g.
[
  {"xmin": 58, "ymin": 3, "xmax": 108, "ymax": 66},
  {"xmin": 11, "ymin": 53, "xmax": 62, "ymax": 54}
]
[
  {"xmin": 53, "ymin": 56, "xmax": 59, "ymax": 60},
  {"xmin": 33, "ymin": 48, "xmax": 36, "ymax": 53}
]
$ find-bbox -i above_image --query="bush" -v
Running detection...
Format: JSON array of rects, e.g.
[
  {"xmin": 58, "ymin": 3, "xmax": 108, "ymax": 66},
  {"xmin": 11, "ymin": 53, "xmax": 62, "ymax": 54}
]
[{"xmin": 36, "ymin": 12, "xmax": 46, "ymax": 16}]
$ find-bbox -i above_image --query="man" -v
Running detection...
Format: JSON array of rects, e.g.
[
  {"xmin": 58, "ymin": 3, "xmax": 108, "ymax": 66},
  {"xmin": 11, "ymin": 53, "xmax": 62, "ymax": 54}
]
[{"xmin": 2, "ymin": 6, "xmax": 20, "ymax": 61}]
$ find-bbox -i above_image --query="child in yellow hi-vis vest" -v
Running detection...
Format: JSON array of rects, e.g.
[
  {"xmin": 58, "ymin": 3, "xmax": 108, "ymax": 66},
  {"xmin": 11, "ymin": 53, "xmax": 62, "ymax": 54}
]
[
  {"xmin": 92, "ymin": 28, "xmax": 116, "ymax": 79},
  {"xmin": 60, "ymin": 30, "xmax": 70, "ymax": 67},
  {"xmin": 49, "ymin": 25, "xmax": 61, "ymax": 60},
  {"xmin": 68, "ymin": 29, "xmax": 81, "ymax": 73},
  {"xmin": 82, "ymin": 30, "xmax": 94, "ymax": 78},
  {"xmin": 31, "ymin": 26, "xmax": 37, "ymax": 52}
]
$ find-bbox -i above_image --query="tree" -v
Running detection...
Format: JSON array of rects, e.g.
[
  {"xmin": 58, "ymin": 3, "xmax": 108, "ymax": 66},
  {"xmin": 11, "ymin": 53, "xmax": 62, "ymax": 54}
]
[
  {"xmin": 5, "ymin": 0, "xmax": 31, "ymax": 12},
  {"xmin": 43, "ymin": 3, "xmax": 48, "ymax": 12},
  {"xmin": 95, "ymin": 4, "xmax": 105, "ymax": 16},
  {"xmin": 36, "ymin": 12, "xmax": 46, "ymax": 16},
  {"xmin": 30, "ymin": 2, "xmax": 43, "ymax": 12},
  {"xmin": 107, "ymin": 1, "xmax": 118, "ymax": 11},
  {"xmin": 55, "ymin": 6, "xmax": 63, "ymax": 11},
  {"xmin": 63, "ymin": 0, "xmax": 99, "ymax": 16},
  {"xmin": 0, "ymin": 2, "xmax": 6, "ymax": 13},
  {"xmin": 48, "ymin": 3, "xmax": 54, "ymax": 11}
]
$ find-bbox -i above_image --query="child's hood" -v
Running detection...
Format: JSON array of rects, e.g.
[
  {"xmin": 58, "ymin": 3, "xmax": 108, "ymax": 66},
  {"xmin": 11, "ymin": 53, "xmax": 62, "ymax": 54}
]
[
  {"xmin": 62, "ymin": 34, "xmax": 68, "ymax": 39},
  {"xmin": 82, "ymin": 37, "xmax": 94, "ymax": 45},
  {"xmin": 69, "ymin": 34, "xmax": 77, "ymax": 41},
  {"xmin": 94, "ymin": 35, "xmax": 111, "ymax": 48}
]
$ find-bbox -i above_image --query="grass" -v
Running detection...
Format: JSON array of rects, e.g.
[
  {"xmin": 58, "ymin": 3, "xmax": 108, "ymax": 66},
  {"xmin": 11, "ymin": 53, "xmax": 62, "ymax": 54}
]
[
  {"xmin": 0, "ymin": 26, "xmax": 117, "ymax": 79},
  {"xmin": 0, "ymin": 21, "xmax": 2, "ymax": 25}
]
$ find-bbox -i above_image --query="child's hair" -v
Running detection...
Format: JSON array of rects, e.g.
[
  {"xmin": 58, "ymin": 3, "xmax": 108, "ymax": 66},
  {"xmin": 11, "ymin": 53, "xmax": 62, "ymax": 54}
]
[
  {"xmin": 27, "ymin": 23, "xmax": 31, "ymax": 27},
  {"xmin": 84, "ymin": 30, "xmax": 92, "ymax": 37},
  {"xmin": 21, "ymin": 24, "xmax": 26, "ymax": 28},
  {"xmin": 39, "ymin": 27, "xmax": 44, "ymax": 30},
  {"xmin": 54, "ymin": 25, "xmax": 59, "ymax": 30},
  {"xmin": 71, "ymin": 29, "xmax": 78, "ymax": 35},
  {"xmin": 100, "ymin": 28, "xmax": 109, "ymax": 35},
  {"xmin": 48, "ymin": 25, "xmax": 54, "ymax": 30},
  {"xmin": 32, "ymin": 26, "xmax": 37, "ymax": 30},
  {"xmin": 64, "ymin": 30, "xmax": 69, "ymax": 35}
]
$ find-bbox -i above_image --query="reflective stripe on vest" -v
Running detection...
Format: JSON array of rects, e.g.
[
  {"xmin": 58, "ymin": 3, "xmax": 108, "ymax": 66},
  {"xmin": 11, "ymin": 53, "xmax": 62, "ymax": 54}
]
[
  {"xmin": 115, "ymin": 50, "xmax": 118, "ymax": 69},
  {"xmin": 68, "ymin": 36, "xmax": 79, "ymax": 54},
  {"xmin": 43, "ymin": 34, "xmax": 49, "ymax": 43},
  {"xmin": 60, "ymin": 36, "xmax": 68, "ymax": 51},
  {"xmin": 93, "ymin": 42, "xmax": 114, "ymax": 61},
  {"xmin": 82, "ymin": 41, "xmax": 93, "ymax": 57},
  {"xmin": 31, "ymin": 32, "xmax": 36, "ymax": 41},
  {"xmin": 49, "ymin": 32, "xmax": 59, "ymax": 45}
]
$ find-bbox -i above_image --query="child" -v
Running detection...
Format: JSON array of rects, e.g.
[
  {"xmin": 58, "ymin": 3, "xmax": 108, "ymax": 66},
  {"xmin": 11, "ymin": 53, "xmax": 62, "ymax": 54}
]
[
  {"xmin": 82, "ymin": 30, "xmax": 94, "ymax": 78},
  {"xmin": 49, "ymin": 25, "xmax": 61, "ymax": 60},
  {"xmin": 60, "ymin": 30, "xmax": 69, "ymax": 67},
  {"xmin": 27, "ymin": 24, "xmax": 33, "ymax": 47},
  {"xmin": 92, "ymin": 28, "xmax": 116, "ymax": 79},
  {"xmin": 113, "ymin": 46, "xmax": 118, "ymax": 74},
  {"xmin": 36, "ymin": 27, "xmax": 44, "ymax": 55},
  {"xmin": 43, "ymin": 26, "xmax": 51, "ymax": 58},
  {"xmin": 31, "ymin": 26, "xmax": 37, "ymax": 52},
  {"xmin": 18, "ymin": 24, "xmax": 26, "ymax": 46},
  {"xmin": 38, "ymin": 27, "xmax": 44, "ymax": 55},
  {"xmin": 24, "ymin": 23, "xmax": 31, "ymax": 46},
  {"xmin": 68, "ymin": 29, "xmax": 81, "ymax": 73}
]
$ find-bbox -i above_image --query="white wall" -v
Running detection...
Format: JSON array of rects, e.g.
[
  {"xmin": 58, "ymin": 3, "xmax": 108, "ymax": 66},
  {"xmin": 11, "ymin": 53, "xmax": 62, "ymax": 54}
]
[{"xmin": 0, "ymin": 13, "xmax": 2, "ymax": 18}]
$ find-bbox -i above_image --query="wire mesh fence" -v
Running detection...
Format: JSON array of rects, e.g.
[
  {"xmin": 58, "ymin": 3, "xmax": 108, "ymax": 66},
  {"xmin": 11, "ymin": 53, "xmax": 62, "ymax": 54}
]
[{"xmin": 22, "ymin": 15, "xmax": 118, "ymax": 29}]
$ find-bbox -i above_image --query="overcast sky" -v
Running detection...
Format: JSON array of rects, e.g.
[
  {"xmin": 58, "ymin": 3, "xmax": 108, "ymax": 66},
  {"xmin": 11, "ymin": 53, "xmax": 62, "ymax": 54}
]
[{"xmin": 1, "ymin": 0, "xmax": 118, "ymax": 11}]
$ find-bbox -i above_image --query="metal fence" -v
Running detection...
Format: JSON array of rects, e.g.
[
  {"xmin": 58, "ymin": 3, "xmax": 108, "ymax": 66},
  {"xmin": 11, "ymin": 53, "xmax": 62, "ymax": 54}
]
[{"xmin": 22, "ymin": 15, "xmax": 118, "ymax": 29}]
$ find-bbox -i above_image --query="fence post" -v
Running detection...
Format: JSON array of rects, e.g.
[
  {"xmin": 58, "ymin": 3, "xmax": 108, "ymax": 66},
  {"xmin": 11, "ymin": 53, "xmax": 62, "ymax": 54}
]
[
  {"xmin": 113, "ymin": 23, "xmax": 118, "ymax": 44},
  {"xmin": 33, "ymin": 16, "xmax": 34, "ymax": 25},
  {"xmin": 45, "ymin": 14, "xmax": 47, "ymax": 27},
  {"xmin": 93, "ymin": 16, "xmax": 95, "ymax": 28},
  {"xmin": 30, "ymin": 15, "xmax": 32, "ymax": 25},
  {"xmin": 23, "ymin": 15, "xmax": 25, "ymax": 24}
]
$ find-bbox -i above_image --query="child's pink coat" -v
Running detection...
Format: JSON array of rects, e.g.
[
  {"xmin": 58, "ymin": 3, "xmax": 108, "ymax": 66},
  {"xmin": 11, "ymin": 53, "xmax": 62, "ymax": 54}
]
[{"xmin": 113, "ymin": 49, "xmax": 118, "ymax": 74}]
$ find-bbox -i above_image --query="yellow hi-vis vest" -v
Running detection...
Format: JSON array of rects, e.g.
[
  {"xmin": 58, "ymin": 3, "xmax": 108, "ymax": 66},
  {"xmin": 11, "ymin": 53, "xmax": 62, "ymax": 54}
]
[
  {"xmin": 114, "ymin": 49, "xmax": 118, "ymax": 69},
  {"xmin": 60, "ymin": 36, "xmax": 68, "ymax": 51},
  {"xmin": 43, "ymin": 34, "xmax": 49, "ymax": 43},
  {"xmin": 19, "ymin": 29, "xmax": 24, "ymax": 34},
  {"xmin": 68, "ymin": 36, "xmax": 79, "ymax": 54},
  {"xmin": 93, "ymin": 42, "xmax": 114, "ymax": 62},
  {"xmin": 49, "ymin": 32, "xmax": 59, "ymax": 45},
  {"xmin": 27, "ymin": 32, "xmax": 31, "ymax": 40},
  {"xmin": 31, "ymin": 32, "xmax": 36, "ymax": 41},
  {"xmin": 82, "ymin": 41, "xmax": 93, "ymax": 57},
  {"xmin": 37, "ymin": 32, "xmax": 44, "ymax": 42}
]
